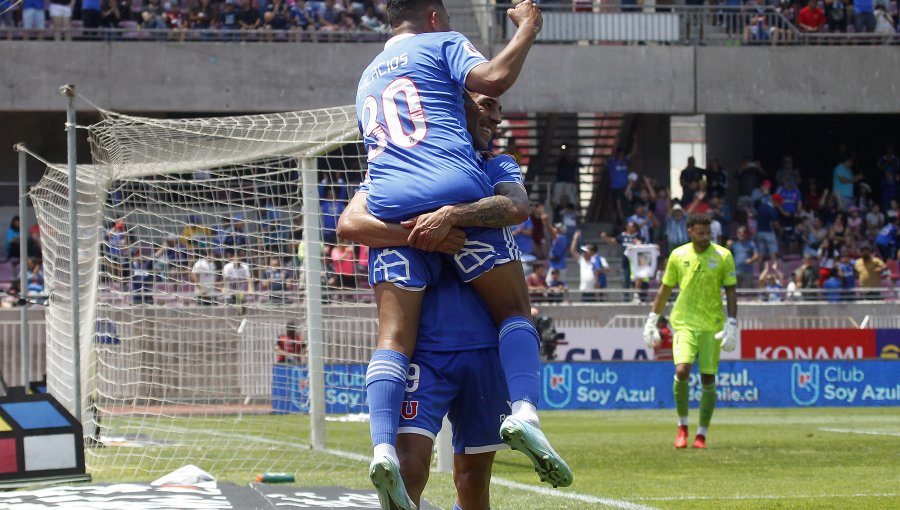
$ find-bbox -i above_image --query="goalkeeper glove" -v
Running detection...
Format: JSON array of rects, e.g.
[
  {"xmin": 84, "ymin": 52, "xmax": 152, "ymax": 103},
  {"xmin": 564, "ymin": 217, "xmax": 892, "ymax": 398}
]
[
  {"xmin": 715, "ymin": 317, "xmax": 739, "ymax": 352},
  {"xmin": 643, "ymin": 312, "xmax": 661, "ymax": 348}
]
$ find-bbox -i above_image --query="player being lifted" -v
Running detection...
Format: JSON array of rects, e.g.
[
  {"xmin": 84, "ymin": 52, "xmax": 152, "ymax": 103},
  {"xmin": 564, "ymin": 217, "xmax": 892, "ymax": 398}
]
[
  {"xmin": 643, "ymin": 213, "xmax": 739, "ymax": 449},
  {"xmin": 355, "ymin": 2, "xmax": 572, "ymax": 498},
  {"xmin": 341, "ymin": 93, "xmax": 526, "ymax": 510}
]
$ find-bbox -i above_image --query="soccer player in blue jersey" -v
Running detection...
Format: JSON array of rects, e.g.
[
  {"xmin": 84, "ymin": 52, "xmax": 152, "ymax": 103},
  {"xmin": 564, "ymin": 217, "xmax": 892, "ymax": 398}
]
[
  {"xmin": 341, "ymin": 214, "xmax": 509, "ymax": 510},
  {"xmin": 342, "ymin": 91, "xmax": 572, "ymax": 509}
]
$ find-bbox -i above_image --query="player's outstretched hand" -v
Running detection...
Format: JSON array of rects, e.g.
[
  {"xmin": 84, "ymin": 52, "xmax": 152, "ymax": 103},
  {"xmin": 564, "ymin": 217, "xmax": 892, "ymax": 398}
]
[
  {"xmin": 643, "ymin": 312, "xmax": 661, "ymax": 349},
  {"xmin": 715, "ymin": 317, "xmax": 739, "ymax": 352},
  {"xmin": 402, "ymin": 206, "xmax": 456, "ymax": 252},
  {"xmin": 507, "ymin": 0, "xmax": 543, "ymax": 35}
]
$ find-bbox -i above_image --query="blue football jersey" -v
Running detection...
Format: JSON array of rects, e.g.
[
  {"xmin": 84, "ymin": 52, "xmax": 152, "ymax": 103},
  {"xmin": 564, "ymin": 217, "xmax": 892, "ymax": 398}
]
[
  {"xmin": 481, "ymin": 153, "xmax": 524, "ymax": 188},
  {"xmin": 417, "ymin": 258, "xmax": 498, "ymax": 352},
  {"xmin": 356, "ymin": 32, "xmax": 491, "ymax": 223}
]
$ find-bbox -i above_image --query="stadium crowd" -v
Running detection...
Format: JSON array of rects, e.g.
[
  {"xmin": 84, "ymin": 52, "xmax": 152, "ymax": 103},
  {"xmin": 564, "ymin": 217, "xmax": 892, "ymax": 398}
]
[
  {"xmin": 0, "ymin": 0, "xmax": 393, "ymax": 40},
  {"xmin": 515, "ymin": 140, "xmax": 900, "ymax": 303},
  {"xmin": 2, "ymin": 0, "xmax": 899, "ymax": 41},
  {"xmin": 3, "ymin": 141, "xmax": 900, "ymax": 306}
]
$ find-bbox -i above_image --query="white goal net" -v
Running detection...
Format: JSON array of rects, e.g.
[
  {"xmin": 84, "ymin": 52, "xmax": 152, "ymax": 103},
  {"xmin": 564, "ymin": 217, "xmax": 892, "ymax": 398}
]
[{"xmin": 28, "ymin": 105, "xmax": 381, "ymax": 480}]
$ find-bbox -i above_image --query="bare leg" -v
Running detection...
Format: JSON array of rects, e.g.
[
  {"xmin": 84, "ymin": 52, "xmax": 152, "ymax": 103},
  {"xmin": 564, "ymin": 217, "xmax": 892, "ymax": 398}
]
[
  {"xmin": 454, "ymin": 452, "xmax": 496, "ymax": 510},
  {"xmin": 373, "ymin": 282, "xmax": 422, "ymax": 356},
  {"xmin": 467, "ymin": 261, "xmax": 531, "ymax": 324},
  {"xmin": 397, "ymin": 433, "xmax": 433, "ymax": 506}
]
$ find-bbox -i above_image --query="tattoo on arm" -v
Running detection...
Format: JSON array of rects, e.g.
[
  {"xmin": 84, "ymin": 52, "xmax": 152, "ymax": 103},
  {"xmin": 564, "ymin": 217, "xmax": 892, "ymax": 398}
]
[
  {"xmin": 453, "ymin": 195, "xmax": 518, "ymax": 228},
  {"xmin": 450, "ymin": 182, "xmax": 529, "ymax": 228}
]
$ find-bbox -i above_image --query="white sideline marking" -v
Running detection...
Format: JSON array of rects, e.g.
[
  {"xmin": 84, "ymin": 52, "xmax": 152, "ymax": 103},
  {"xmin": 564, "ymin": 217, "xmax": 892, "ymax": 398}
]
[
  {"xmin": 159, "ymin": 424, "xmax": 372, "ymax": 462},
  {"xmin": 491, "ymin": 477, "xmax": 660, "ymax": 510},
  {"xmin": 819, "ymin": 427, "xmax": 900, "ymax": 437},
  {"xmin": 321, "ymin": 448, "xmax": 370, "ymax": 463},
  {"xmin": 632, "ymin": 493, "xmax": 900, "ymax": 501}
]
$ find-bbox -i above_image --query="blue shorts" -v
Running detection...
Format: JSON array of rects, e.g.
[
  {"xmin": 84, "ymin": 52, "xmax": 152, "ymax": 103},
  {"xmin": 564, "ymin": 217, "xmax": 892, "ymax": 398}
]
[
  {"xmin": 399, "ymin": 348, "xmax": 510, "ymax": 454},
  {"xmin": 368, "ymin": 227, "xmax": 520, "ymax": 289}
]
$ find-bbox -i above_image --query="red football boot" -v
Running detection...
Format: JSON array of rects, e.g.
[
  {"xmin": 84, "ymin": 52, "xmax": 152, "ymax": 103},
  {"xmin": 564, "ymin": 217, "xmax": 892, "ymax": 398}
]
[
  {"xmin": 674, "ymin": 425, "xmax": 688, "ymax": 449},
  {"xmin": 692, "ymin": 434, "xmax": 707, "ymax": 449}
]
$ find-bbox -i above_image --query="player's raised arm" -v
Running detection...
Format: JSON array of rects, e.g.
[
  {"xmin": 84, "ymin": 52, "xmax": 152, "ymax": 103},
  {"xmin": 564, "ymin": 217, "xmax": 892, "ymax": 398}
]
[
  {"xmin": 465, "ymin": 0, "xmax": 543, "ymax": 97},
  {"xmin": 337, "ymin": 190, "xmax": 466, "ymax": 255}
]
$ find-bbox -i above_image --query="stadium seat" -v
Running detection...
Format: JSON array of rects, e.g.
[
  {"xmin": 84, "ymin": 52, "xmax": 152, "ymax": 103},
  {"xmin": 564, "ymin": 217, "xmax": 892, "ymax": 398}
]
[
  {"xmin": 69, "ymin": 20, "xmax": 83, "ymax": 40},
  {"xmin": 119, "ymin": 21, "xmax": 140, "ymax": 40},
  {"xmin": 0, "ymin": 260, "xmax": 14, "ymax": 283},
  {"xmin": 887, "ymin": 259, "xmax": 899, "ymax": 284}
]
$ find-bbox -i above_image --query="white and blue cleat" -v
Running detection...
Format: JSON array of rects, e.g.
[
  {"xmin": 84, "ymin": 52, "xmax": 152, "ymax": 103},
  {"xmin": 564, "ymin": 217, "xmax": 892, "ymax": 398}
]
[
  {"xmin": 369, "ymin": 454, "xmax": 417, "ymax": 510},
  {"xmin": 500, "ymin": 415, "xmax": 574, "ymax": 488}
]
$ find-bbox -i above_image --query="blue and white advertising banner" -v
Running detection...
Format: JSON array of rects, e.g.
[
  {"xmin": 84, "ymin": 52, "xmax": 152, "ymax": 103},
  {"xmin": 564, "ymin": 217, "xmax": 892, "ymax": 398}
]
[
  {"xmin": 272, "ymin": 360, "xmax": 899, "ymax": 414},
  {"xmin": 272, "ymin": 364, "xmax": 368, "ymax": 414},
  {"xmin": 540, "ymin": 360, "xmax": 900, "ymax": 410}
]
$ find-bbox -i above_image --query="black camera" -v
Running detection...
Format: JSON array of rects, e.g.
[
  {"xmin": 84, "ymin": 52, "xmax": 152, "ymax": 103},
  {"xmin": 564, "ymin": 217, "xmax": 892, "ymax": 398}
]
[{"xmin": 534, "ymin": 315, "xmax": 566, "ymax": 361}]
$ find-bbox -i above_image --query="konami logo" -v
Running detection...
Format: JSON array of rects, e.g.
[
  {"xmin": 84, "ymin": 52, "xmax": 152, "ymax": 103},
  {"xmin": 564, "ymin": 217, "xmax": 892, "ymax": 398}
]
[
  {"xmin": 755, "ymin": 345, "xmax": 865, "ymax": 359},
  {"xmin": 741, "ymin": 329, "xmax": 876, "ymax": 360}
]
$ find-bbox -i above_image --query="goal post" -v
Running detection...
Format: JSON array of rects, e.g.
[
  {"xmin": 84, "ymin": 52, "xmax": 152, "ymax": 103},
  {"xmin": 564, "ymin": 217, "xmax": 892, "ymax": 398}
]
[{"xmin": 28, "ymin": 104, "xmax": 380, "ymax": 480}]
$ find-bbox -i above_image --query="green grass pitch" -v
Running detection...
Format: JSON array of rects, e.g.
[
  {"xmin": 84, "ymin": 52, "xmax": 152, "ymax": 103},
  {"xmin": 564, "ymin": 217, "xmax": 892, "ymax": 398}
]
[{"xmin": 88, "ymin": 407, "xmax": 900, "ymax": 509}]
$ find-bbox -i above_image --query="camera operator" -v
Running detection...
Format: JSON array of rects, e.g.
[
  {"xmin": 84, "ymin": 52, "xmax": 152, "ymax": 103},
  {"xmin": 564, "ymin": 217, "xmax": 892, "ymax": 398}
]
[{"xmin": 531, "ymin": 306, "xmax": 566, "ymax": 361}]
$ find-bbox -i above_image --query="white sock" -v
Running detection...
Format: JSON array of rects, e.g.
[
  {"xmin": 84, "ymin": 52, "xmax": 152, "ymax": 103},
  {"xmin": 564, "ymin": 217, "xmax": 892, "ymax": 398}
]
[
  {"xmin": 678, "ymin": 416, "xmax": 688, "ymax": 427},
  {"xmin": 511, "ymin": 400, "xmax": 539, "ymax": 426},
  {"xmin": 696, "ymin": 426, "xmax": 708, "ymax": 437},
  {"xmin": 374, "ymin": 442, "xmax": 398, "ymax": 462}
]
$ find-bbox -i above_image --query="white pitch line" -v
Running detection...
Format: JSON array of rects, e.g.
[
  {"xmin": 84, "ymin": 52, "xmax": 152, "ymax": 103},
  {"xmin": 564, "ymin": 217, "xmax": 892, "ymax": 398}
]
[
  {"xmin": 491, "ymin": 477, "xmax": 660, "ymax": 510},
  {"xmin": 819, "ymin": 427, "xmax": 900, "ymax": 437},
  {"xmin": 632, "ymin": 492, "xmax": 900, "ymax": 502},
  {"xmin": 157, "ymin": 424, "xmax": 373, "ymax": 463}
]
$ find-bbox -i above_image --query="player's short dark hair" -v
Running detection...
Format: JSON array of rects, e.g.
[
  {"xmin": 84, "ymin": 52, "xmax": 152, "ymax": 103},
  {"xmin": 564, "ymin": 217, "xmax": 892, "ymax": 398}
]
[
  {"xmin": 686, "ymin": 213, "xmax": 711, "ymax": 229},
  {"xmin": 386, "ymin": 0, "xmax": 445, "ymax": 26}
]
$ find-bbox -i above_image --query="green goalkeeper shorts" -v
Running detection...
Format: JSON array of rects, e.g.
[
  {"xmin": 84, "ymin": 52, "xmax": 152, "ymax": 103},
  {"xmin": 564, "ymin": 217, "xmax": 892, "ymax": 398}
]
[{"xmin": 672, "ymin": 330, "xmax": 721, "ymax": 375}]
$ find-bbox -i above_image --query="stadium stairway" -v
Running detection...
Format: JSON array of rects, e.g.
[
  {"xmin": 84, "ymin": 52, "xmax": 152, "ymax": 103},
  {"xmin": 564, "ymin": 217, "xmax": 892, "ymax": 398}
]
[
  {"xmin": 497, "ymin": 112, "xmax": 630, "ymax": 218},
  {"xmin": 445, "ymin": 0, "xmax": 484, "ymax": 42}
]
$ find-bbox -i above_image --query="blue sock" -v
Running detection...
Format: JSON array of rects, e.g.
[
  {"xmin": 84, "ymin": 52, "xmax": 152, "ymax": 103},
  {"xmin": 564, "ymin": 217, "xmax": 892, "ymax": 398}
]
[
  {"xmin": 366, "ymin": 349, "xmax": 409, "ymax": 448},
  {"xmin": 498, "ymin": 316, "xmax": 541, "ymax": 405},
  {"xmin": 453, "ymin": 504, "xmax": 463, "ymax": 510}
]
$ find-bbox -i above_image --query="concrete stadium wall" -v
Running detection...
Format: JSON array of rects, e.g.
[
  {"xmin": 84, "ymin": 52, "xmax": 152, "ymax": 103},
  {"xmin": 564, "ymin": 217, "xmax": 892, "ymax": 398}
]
[{"xmin": 1, "ymin": 42, "xmax": 899, "ymax": 114}]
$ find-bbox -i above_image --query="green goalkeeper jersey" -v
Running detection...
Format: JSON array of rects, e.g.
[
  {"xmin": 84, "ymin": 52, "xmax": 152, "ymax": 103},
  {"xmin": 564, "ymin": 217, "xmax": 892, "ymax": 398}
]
[{"xmin": 662, "ymin": 242, "xmax": 737, "ymax": 332}]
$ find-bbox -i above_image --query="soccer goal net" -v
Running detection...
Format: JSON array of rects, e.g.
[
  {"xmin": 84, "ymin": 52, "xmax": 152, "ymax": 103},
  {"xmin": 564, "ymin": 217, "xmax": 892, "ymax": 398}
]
[{"xmin": 28, "ymin": 105, "xmax": 380, "ymax": 480}]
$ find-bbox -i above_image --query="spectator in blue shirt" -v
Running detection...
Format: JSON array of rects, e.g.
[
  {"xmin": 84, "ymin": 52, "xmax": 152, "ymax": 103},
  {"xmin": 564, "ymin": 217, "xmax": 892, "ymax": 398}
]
[
  {"xmin": 320, "ymin": 188, "xmax": 345, "ymax": 245},
  {"xmin": 606, "ymin": 146, "xmax": 634, "ymax": 222},
  {"xmin": 837, "ymin": 252, "xmax": 856, "ymax": 300},
  {"xmin": 853, "ymin": 0, "xmax": 876, "ymax": 32},
  {"xmin": 729, "ymin": 226, "xmax": 760, "ymax": 289},
  {"xmin": 832, "ymin": 156, "xmax": 861, "ymax": 208},
  {"xmin": 83, "ymin": 0, "xmax": 104, "ymax": 29},
  {"xmin": 546, "ymin": 223, "xmax": 568, "ymax": 283},
  {"xmin": 875, "ymin": 218, "xmax": 899, "ymax": 261},
  {"xmin": 754, "ymin": 181, "xmax": 781, "ymax": 259},
  {"xmin": 823, "ymin": 268, "xmax": 843, "ymax": 303},
  {"xmin": 776, "ymin": 179, "xmax": 801, "ymax": 215},
  {"xmin": 22, "ymin": 0, "xmax": 47, "ymax": 35},
  {"xmin": 4, "ymin": 216, "xmax": 19, "ymax": 259},
  {"xmin": 290, "ymin": 0, "xmax": 319, "ymax": 35},
  {"xmin": 512, "ymin": 216, "xmax": 534, "ymax": 262},
  {"xmin": 665, "ymin": 204, "xmax": 689, "ymax": 253}
]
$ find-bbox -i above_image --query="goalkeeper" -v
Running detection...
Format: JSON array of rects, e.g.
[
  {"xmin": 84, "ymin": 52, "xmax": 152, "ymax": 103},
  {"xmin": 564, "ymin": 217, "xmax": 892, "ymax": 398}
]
[{"xmin": 643, "ymin": 212, "xmax": 738, "ymax": 449}]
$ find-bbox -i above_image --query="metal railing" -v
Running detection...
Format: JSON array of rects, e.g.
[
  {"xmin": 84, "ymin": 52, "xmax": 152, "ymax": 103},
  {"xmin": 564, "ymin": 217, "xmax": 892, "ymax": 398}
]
[
  {"xmin": 1, "ymin": 4, "xmax": 898, "ymax": 45},
  {"xmin": 526, "ymin": 285, "xmax": 899, "ymax": 305},
  {"xmin": 602, "ymin": 314, "xmax": 862, "ymax": 330}
]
